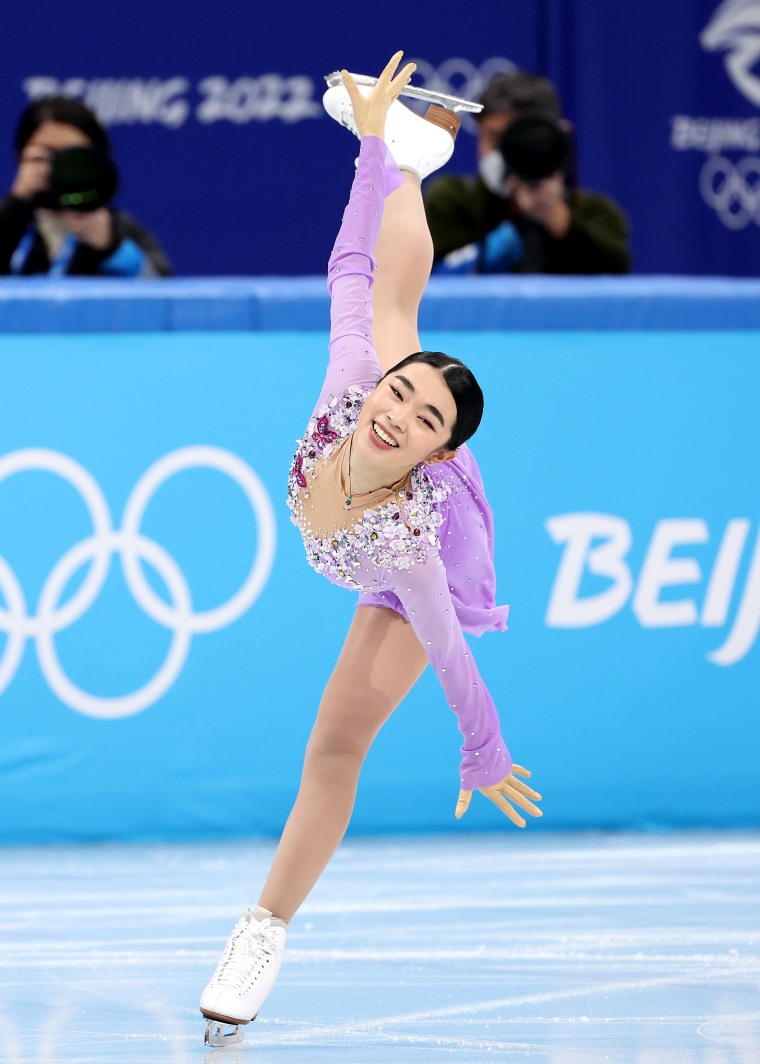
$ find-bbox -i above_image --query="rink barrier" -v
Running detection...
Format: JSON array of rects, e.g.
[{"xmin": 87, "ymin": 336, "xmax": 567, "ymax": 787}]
[
  {"xmin": 0, "ymin": 285, "xmax": 758, "ymax": 842},
  {"xmin": 2, "ymin": 275, "xmax": 760, "ymax": 332}
]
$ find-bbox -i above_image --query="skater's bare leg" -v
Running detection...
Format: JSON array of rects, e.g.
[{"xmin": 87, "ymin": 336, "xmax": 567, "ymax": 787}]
[
  {"xmin": 372, "ymin": 171, "xmax": 433, "ymax": 374},
  {"xmin": 258, "ymin": 606, "xmax": 428, "ymax": 922}
]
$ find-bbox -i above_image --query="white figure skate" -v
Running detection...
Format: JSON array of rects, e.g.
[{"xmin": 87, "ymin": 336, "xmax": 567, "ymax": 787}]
[
  {"xmin": 323, "ymin": 70, "xmax": 484, "ymax": 114},
  {"xmin": 200, "ymin": 905, "xmax": 287, "ymax": 1048},
  {"xmin": 323, "ymin": 71, "xmax": 482, "ymax": 180}
]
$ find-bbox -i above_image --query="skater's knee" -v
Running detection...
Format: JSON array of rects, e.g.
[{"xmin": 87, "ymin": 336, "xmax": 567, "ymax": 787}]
[
  {"xmin": 306, "ymin": 721, "xmax": 371, "ymax": 769},
  {"xmin": 307, "ymin": 709, "xmax": 382, "ymax": 771}
]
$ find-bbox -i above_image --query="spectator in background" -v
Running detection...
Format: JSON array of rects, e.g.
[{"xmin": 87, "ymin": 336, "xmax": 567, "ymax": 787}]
[
  {"xmin": 425, "ymin": 71, "xmax": 631, "ymax": 275},
  {"xmin": 0, "ymin": 96, "xmax": 171, "ymax": 277}
]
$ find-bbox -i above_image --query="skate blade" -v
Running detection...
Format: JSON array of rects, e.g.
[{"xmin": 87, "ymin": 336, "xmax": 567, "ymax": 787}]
[
  {"xmin": 324, "ymin": 71, "xmax": 483, "ymax": 113},
  {"xmin": 204, "ymin": 1019, "xmax": 243, "ymax": 1047}
]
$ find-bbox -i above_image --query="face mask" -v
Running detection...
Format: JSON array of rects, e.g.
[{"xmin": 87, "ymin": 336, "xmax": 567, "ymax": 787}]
[{"xmin": 479, "ymin": 151, "xmax": 508, "ymax": 198}]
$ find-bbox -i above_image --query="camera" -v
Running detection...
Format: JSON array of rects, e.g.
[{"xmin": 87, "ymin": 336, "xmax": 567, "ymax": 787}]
[
  {"xmin": 499, "ymin": 114, "xmax": 576, "ymax": 187},
  {"xmin": 42, "ymin": 146, "xmax": 119, "ymax": 212}
]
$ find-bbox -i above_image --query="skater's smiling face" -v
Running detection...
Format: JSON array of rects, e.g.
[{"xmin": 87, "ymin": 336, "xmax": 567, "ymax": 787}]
[{"xmin": 354, "ymin": 362, "xmax": 458, "ymax": 474}]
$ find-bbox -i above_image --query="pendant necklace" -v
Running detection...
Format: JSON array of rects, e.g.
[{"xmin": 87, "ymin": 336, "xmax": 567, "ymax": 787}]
[{"xmin": 343, "ymin": 433, "xmax": 409, "ymax": 510}]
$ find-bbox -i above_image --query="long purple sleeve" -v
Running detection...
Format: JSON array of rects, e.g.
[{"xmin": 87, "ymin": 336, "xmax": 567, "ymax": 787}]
[
  {"xmin": 314, "ymin": 136, "xmax": 404, "ymax": 413},
  {"xmin": 390, "ymin": 552, "xmax": 512, "ymax": 791}
]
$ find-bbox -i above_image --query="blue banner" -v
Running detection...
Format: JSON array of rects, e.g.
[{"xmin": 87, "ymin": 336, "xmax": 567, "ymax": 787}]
[
  {"xmin": 2, "ymin": 0, "xmax": 756, "ymax": 276},
  {"xmin": 546, "ymin": 0, "xmax": 760, "ymax": 275},
  {"xmin": 0, "ymin": 0, "xmax": 536, "ymax": 275},
  {"xmin": 0, "ymin": 325, "xmax": 758, "ymax": 841}
]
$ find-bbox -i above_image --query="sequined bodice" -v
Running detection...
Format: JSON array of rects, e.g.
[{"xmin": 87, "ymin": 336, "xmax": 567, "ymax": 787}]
[{"xmin": 287, "ymin": 386, "xmax": 450, "ymax": 591}]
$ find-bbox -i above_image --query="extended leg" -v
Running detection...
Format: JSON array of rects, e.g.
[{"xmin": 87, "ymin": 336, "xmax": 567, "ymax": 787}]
[
  {"xmin": 372, "ymin": 172, "xmax": 433, "ymax": 374},
  {"xmin": 323, "ymin": 77, "xmax": 458, "ymax": 373},
  {"xmin": 258, "ymin": 606, "xmax": 428, "ymax": 922}
]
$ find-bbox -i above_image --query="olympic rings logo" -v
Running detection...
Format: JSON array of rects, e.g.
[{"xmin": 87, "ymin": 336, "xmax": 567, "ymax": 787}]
[
  {"xmin": 0, "ymin": 446, "xmax": 276, "ymax": 719},
  {"xmin": 409, "ymin": 56, "xmax": 517, "ymax": 134},
  {"xmin": 699, "ymin": 154, "xmax": 760, "ymax": 229}
]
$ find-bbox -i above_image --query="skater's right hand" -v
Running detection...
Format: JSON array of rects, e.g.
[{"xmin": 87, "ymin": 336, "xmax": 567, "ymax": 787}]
[
  {"xmin": 455, "ymin": 764, "xmax": 542, "ymax": 827},
  {"xmin": 341, "ymin": 51, "xmax": 415, "ymax": 140}
]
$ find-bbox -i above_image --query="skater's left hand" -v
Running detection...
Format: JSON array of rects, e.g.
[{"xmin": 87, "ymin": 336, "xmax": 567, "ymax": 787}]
[
  {"xmin": 455, "ymin": 764, "xmax": 542, "ymax": 827},
  {"xmin": 341, "ymin": 51, "xmax": 416, "ymax": 140}
]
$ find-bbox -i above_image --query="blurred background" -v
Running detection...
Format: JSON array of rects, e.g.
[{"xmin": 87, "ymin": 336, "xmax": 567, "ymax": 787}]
[{"xmin": 2, "ymin": 0, "xmax": 759, "ymax": 275}]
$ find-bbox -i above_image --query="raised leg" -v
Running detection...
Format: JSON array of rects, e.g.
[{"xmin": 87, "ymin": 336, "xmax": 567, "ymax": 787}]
[
  {"xmin": 258, "ymin": 605, "xmax": 428, "ymax": 922},
  {"xmin": 371, "ymin": 172, "xmax": 434, "ymax": 375}
]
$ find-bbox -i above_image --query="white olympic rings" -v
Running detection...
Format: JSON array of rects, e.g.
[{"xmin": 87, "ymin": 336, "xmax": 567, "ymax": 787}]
[
  {"xmin": 699, "ymin": 154, "xmax": 760, "ymax": 229},
  {"xmin": 409, "ymin": 56, "xmax": 516, "ymax": 134},
  {"xmin": 0, "ymin": 446, "xmax": 276, "ymax": 718}
]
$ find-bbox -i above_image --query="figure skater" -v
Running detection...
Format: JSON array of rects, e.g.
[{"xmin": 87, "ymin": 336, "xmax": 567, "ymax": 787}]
[{"xmin": 200, "ymin": 52, "xmax": 542, "ymax": 1047}]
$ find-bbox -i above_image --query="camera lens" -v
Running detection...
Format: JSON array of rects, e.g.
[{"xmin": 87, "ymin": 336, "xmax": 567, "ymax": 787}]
[
  {"xmin": 499, "ymin": 116, "xmax": 567, "ymax": 183},
  {"xmin": 48, "ymin": 147, "xmax": 118, "ymax": 212}
]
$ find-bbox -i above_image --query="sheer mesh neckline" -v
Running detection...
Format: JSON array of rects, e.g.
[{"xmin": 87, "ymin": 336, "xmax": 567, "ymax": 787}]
[{"xmin": 298, "ymin": 434, "xmax": 414, "ymax": 541}]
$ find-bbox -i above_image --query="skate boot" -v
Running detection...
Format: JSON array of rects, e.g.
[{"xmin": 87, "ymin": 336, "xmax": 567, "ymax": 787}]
[
  {"xmin": 200, "ymin": 905, "xmax": 287, "ymax": 1047},
  {"xmin": 322, "ymin": 70, "xmax": 480, "ymax": 180}
]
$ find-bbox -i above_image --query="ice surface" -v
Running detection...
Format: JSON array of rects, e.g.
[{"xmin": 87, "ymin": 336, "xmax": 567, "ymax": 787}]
[{"xmin": 0, "ymin": 832, "xmax": 758, "ymax": 1062}]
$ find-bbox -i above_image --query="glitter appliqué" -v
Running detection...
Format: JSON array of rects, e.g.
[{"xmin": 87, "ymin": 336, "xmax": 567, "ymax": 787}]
[{"xmin": 287, "ymin": 387, "xmax": 451, "ymax": 591}]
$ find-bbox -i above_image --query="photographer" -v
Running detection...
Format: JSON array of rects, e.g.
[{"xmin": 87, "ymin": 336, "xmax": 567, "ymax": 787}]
[
  {"xmin": 0, "ymin": 96, "xmax": 171, "ymax": 277},
  {"xmin": 425, "ymin": 71, "xmax": 631, "ymax": 275}
]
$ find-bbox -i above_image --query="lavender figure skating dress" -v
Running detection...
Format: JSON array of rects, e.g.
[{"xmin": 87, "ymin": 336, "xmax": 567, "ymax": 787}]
[{"xmin": 288, "ymin": 136, "xmax": 511, "ymax": 791}]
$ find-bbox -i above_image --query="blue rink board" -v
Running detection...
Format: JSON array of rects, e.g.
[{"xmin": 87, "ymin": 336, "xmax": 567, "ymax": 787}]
[
  {"xmin": 1, "ymin": 832, "xmax": 759, "ymax": 1063},
  {"xmin": 0, "ymin": 328, "xmax": 759, "ymax": 842},
  {"xmin": 2, "ymin": 276, "xmax": 760, "ymax": 332}
]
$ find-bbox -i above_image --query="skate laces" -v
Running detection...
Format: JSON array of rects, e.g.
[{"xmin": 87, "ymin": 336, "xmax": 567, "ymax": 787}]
[{"xmin": 215, "ymin": 913, "xmax": 279, "ymax": 991}]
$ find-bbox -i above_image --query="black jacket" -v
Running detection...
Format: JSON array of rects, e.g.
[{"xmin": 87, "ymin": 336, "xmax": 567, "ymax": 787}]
[
  {"xmin": 425, "ymin": 174, "xmax": 631, "ymax": 275},
  {"xmin": 0, "ymin": 195, "xmax": 172, "ymax": 276}
]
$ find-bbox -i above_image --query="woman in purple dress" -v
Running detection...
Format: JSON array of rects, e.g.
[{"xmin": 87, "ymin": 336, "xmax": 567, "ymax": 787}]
[{"xmin": 200, "ymin": 53, "xmax": 541, "ymax": 1046}]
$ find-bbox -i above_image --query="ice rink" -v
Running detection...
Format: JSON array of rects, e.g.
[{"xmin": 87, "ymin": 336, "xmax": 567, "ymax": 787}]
[{"xmin": 1, "ymin": 832, "xmax": 759, "ymax": 1063}]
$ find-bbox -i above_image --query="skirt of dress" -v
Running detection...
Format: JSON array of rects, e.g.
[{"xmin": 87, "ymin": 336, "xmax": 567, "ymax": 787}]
[{"xmin": 357, "ymin": 444, "xmax": 509, "ymax": 637}]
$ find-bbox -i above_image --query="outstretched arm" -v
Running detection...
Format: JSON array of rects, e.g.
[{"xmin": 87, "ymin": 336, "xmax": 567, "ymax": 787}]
[
  {"xmin": 319, "ymin": 137, "xmax": 401, "ymax": 409},
  {"xmin": 349, "ymin": 59, "xmax": 439, "ymax": 375},
  {"xmin": 316, "ymin": 55, "xmax": 416, "ymax": 410},
  {"xmin": 390, "ymin": 549, "xmax": 541, "ymax": 825},
  {"xmin": 392, "ymin": 550, "xmax": 511, "ymax": 787}
]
